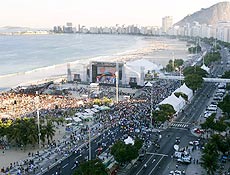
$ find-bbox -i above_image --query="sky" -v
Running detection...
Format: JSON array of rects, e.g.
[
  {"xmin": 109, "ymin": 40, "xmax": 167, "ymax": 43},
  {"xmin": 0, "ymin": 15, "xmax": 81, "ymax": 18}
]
[{"xmin": 0, "ymin": 0, "xmax": 228, "ymax": 28}]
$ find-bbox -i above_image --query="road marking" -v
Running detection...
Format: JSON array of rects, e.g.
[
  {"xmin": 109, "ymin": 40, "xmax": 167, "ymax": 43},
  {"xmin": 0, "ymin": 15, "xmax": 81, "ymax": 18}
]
[
  {"xmin": 169, "ymin": 127, "xmax": 188, "ymax": 131},
  {"xmin": 148, "ymin": 155, "xmax": 165, "ymax": 175},
  {"xmin": 75, "ymin": 154, "xmax": 82, "ymax": 160},
  {"xmin": 135, "ymin": 154, "xmax": 154, "ymax": 175},
  {"xmin": 146, "ymin": 152, "xmax": 168, "ymax": 157},
  {"xmin": 71, "ymin": 165, "xmax": 76, "ymax": 170},
  {"xmin": 62, "ymin": 163, "xmax": 69, "ymax": 169}
]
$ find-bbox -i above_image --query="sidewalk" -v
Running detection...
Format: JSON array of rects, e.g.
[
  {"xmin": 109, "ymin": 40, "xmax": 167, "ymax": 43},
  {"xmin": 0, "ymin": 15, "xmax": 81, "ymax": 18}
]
[
  {"xmin": 0, "ymin": 125, "xmax": 66, "ymax": 171},
  {"xmin": 186, "ymin": 149, "xmax": 206, "ymax": 175}
]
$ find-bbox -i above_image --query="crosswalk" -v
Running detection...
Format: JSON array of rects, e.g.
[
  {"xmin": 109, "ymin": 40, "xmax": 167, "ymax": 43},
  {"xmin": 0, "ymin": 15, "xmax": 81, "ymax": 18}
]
[{"xmin": 170, "ymin": 122, "xmax": 190, "ymax": 129}]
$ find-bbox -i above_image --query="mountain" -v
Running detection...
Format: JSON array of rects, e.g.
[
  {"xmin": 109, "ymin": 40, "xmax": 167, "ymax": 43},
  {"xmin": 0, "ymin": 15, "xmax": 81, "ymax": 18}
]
[{"xmin": 175, "ymin": 1, "xmax": 230, "ymax": 26}]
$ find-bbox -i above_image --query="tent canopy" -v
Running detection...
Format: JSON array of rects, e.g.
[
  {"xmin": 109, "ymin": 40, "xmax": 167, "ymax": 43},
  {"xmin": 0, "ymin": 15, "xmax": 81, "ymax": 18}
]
[
  {"xmin": 174, "ymin": 83, "xmax": 193, "ymax": 101},
  {"xmin": 124, "ymin": 136, "xmax": 134, "ymax": 145},
  {"xmin": 145, "ymin": 82, "xmax": 152, "ymax": 87},
  {"xmin": 201, "ymin": 64, "xmax": 210, "ymax": 74}
]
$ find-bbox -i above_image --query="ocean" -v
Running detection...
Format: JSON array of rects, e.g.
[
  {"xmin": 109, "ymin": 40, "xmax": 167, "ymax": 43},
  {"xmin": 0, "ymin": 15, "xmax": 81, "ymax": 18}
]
[{"xmin": 0, "ymin": 34, "xmax": 188, "ymax": 91}]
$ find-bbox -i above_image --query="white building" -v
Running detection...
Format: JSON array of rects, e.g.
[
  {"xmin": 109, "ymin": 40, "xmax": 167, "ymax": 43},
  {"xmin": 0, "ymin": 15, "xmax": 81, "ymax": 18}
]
[{"xmin": 162, "ymin": 16, "xmax": 173, "ymax": 33}]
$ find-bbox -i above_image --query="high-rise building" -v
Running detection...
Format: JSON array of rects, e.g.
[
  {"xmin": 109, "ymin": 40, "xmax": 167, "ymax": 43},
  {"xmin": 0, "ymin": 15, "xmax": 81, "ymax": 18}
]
[{"xmin": 162, "ymin": 16, "xmax": 173, "ymax": 33}]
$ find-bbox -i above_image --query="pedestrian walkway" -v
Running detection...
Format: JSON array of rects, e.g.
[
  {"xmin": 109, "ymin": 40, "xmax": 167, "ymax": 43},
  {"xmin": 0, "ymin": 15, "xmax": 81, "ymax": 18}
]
[
  {"xmin": 170, "ymin": 122, "xmax": 190, "ymax": 129},
  {"xmin": 186, "ymin": 149, "xmax": 206, "ymax": 175}
]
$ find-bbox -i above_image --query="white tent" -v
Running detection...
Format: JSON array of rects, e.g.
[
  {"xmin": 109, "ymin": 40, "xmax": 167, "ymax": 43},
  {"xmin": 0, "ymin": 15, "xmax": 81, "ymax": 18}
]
[
  {"xmin": 159, "ymin": 94, "xmax": 185, "ymax": 113},
  {"xmin": 201, "ymin": 64, "xmax": 210, "ymax": 74},
  {"xmin": 126, "ymin": 59, "xmax": 163, "ymax": 73},
  {"xmin": 145, "ymin": 82, "xmax": 152, "ymax": 87},
  {"xmin": 123, "ymin": 59, "xmax": 163, "ymax": 86},
  {"xmin": 174, "ymin": 83, "xmax": 193, "ymax": 101},
  {"xmin": 124, "ymin": 136, "xmax": 134, "ymax": 145}
]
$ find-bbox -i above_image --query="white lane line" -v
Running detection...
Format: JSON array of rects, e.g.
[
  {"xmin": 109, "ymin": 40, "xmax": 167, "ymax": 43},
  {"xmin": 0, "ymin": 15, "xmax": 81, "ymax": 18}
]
[
  {"xmin": 146, "ymin": 152, "xmax": 168, "ymax": 157},
  {"xmin": 71, "ymin": 165, "xmax": 76, "ymax": 170},
  {"xmin": 75, "ymin": 154, "xmax": 82, "ymax": 160},
  {"xmin": 62, "ymin": 163, "xmax": 69, "ymax": 169},
  {"xmin": 135, "ymin": 154, "xmax": 154, "ymax": 175},
  {"xmin": 148, "ymin": 155, "xmax": 164, "ymax": 175}
]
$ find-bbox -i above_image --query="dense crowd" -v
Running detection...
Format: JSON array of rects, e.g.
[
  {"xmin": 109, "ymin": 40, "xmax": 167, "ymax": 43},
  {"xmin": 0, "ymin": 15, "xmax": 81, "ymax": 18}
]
[{"xmin": 1, "ymin": 79, "xmax": 181, "ymax": 174}]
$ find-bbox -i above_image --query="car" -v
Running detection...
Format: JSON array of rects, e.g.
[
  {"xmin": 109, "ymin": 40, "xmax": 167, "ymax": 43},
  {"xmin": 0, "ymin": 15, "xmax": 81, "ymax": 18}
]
[
  {"xmin": 204, "ymin": 111, "xmax": 215, "ymax": 118},
  {"xmin": 193, "ymin": 128, "xmax": 204, "ymax": 134},
  {"xmin": 211, "ymin": 101, "xmax": 218, "ymax": 105},
  {"xmin": 189, "ymin": 140, "xmax": 199, "ymax": 145},
  {"xmin": 175, "ymin": 137, "xmax": 180, "ymax": 144}
]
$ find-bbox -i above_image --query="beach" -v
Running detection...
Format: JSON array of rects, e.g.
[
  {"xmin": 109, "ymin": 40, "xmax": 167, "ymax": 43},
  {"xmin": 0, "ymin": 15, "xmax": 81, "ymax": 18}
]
[{"xmin": 0, "ymin": 36, "xmax": 188, "ymax": 91}]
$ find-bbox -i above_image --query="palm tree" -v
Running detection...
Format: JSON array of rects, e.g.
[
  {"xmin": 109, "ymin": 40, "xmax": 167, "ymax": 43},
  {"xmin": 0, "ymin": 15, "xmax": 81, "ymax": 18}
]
[
  {"xmin": 44, "ymin": 121, "xmax": 55, "ymax": 144},
  {"xmin": 201, "ymin": 142, "xmax": 219, "ymax": 175},
  {"xmin": 201, "ymin": 153, "xmax": 218, "ymax": 175}
]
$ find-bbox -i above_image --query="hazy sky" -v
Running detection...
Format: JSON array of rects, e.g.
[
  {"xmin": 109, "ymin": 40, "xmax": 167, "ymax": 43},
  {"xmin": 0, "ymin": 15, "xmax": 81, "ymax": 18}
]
[{"xmin": 0, "ymin": 0, "xmax": 228, "ymax": 28}]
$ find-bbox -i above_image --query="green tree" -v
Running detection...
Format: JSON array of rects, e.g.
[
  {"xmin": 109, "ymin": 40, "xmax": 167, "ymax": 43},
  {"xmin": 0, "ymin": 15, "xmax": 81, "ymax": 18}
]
[
  {"xmin": 174, "ymin": 92, "xmax": 188, "ymax": 101},
  {"xmin": 184, "ymin": 74, "xmax": 203, "ymax": 92},
  {"xmin": 152, "ymin": 104, "xmax": 176, "ymax": 123},
  {"xmin": 201, "ymin": 142, "xmax": 219, "ymax": 175},
  {"xmin": 165, "ymin": 59, "xmax": 184, "ymax": 72},
  {"xmin": 201, "ymin": 152, "xmax": 218, "ymax": 175},
  {"xmin": 222, "ymin": 71, "xmax": 230, "ymax": 79},
  {"xmin": 74, "ymin": 159, "xmax": 107, "ymax": 175},
  {"xmin": 43, "ymin": 120, "xmax": 56, "ymax": 144},
  {"xmin": 183, "ymin": 66, "xmax": 208, "ymax": 77},
  {"xmin": 210, "ymin": 134, "xmax": 228, "ymax": 155},
  {"xmin": 201, "ymin": 114, "xmax": 216, "ymax": 131},
  {"xmin": 218, "ymin": 94, "xmax": 230, "ymax": 117},
  {"xmin": 7, "ymin": 118, "xmax": 38, "ymax": 148},
  {"xmin": 111, "ymin": 139, "xmax": 141, "ymax": 165},
  {"xmin": 204, "ymin": 51, "xmax": 221, "ymax": 66}
]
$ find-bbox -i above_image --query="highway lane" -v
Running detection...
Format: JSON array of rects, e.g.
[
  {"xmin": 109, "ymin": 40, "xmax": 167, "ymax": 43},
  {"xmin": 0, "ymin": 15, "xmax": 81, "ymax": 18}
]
[
  {"xmin": 43, "ymin": 125, "xmax": 124, "ymax": 175},
  {"xmin": 128, "ymin": 128, "xmax": 197, "ymax": 175}
]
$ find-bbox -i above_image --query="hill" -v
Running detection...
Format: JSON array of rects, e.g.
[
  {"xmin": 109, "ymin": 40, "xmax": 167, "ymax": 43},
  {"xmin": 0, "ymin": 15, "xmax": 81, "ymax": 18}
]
[{"xmin": 175, "ymin": 1, "xmax": 230, "ymax": 26}]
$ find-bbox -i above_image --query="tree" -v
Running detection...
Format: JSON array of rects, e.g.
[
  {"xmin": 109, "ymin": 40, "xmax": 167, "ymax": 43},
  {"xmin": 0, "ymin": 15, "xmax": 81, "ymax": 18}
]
[
  {"xmin": 7, "ymin": 118, "xmax": 38, "ymax": 148},
  {"xmin": 183, "ymin": 66, "xmax": 208, "ymax": 77},
  {"xmin": 43, "ymin": 120, "xmax": 56, "ymax": 144},
  {"xmin": 221, "ymin": 70, "xmax": 230, "ymax": 79},
  {"xmin": 174, "ymin": 92, "xmax": 188, "ymax": 101},
  {"xmin": 201, "ymin": 142, "xmax": 219, "ymax": 175},
  {"xmin": 111, "ymin": 139, "xmax": 142, "ymax": 165},
  {"xmin": 210, "ymin": 134, "xmax": 228, "ymax": 155},
  {"xmin": 204, "ymin": 51, "xmax": 221, "ymax": 66},
  {"xmin": 165, "ymin": 59, "xmax": 184, "ymax": 72},
  {"xmin": 201, "ymin": 152, "xmax": 218, "ymax": 175},
  {"xmin": 152, "ymin": 104, "xmax": 176, "ymax": 123},
  {"xmin": 74, "ymin": 159, "xmax": 107, "ymax": 175},
  {"xmin": 184, "ymin": 74, "xmax": 203, "ymax": 92},
  {"xmin": 201, "ymin": 115, "xmax": 216, "ymax": 131},
  {"xmin": 218, "ymin": 94, "xmax": 230, "ymax": 117}
]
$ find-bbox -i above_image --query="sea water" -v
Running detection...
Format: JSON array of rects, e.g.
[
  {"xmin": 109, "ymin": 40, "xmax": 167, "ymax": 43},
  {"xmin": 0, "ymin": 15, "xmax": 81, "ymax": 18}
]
[{"xmin": 0, "ymin": 34, "xmax": 188, "ymax": 90}]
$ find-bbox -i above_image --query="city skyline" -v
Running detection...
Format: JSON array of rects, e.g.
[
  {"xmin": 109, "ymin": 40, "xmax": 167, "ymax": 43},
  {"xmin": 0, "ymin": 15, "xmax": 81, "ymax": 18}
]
[{"xmin": 0, "ymin": 0, "xmax": 228, "ymax": 28}]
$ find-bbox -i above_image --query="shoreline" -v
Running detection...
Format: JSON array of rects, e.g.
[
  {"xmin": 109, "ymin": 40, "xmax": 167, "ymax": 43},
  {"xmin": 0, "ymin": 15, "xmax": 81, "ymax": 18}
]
[{"xmin": 0, "ymin": 37, "xmax": 189, "ymax": 91}]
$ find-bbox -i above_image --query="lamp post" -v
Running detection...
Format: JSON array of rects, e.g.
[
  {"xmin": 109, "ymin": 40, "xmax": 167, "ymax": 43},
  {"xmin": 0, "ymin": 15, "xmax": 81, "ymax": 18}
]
[
  {"xmin": 88, "ymin": 124, "xmax": 91, "ymax": 160},
  {"xmin": 115, "ymin": 71, "xmax": 119, "ymax": 103},
  {"xmin": 36, "ymin": 91, "xmax": 41, "ymax": 149},
  {"xmin": 150, "ymin": 82, "xmax": 153, "ymax": 128}
]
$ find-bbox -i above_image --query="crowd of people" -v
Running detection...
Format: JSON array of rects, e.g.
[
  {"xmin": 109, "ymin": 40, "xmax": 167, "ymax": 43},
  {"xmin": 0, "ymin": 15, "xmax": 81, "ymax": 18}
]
[{"xmin": 1, "ymin": 79, "xmax": 181, "ymax": 174}]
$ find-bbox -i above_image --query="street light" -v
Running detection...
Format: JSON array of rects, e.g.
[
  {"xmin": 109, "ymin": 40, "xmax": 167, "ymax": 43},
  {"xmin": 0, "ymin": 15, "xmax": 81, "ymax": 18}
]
[
  {"xmin": 88, "ymin": 124, "xmax": 92, "ymax": 160},
  {"xmin": 150, "ymin": 82, "xmax": 153, "ymax": 128},
  {"xmin": 115, "ymin": 71, "xmax": 119, "ymax": 103},
  {"xmin": 35, "ymin": 91, "xmax": 41, "ymax": 149}
]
